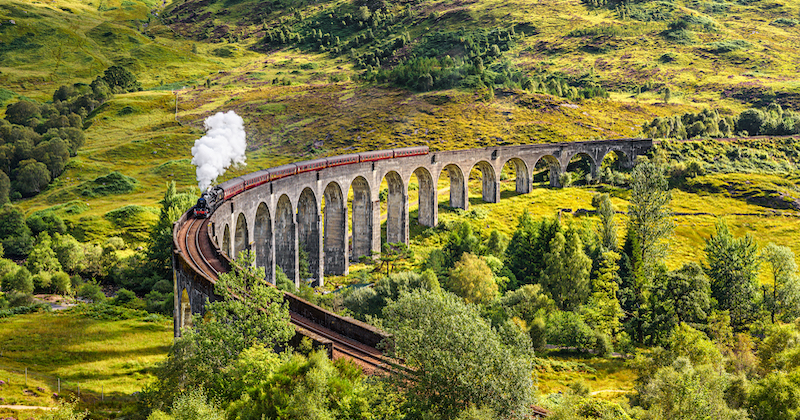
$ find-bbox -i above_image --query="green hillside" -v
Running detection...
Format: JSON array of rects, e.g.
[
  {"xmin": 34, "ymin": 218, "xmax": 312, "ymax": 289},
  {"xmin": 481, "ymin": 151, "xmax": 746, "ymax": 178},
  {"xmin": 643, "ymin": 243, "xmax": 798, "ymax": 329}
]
[
  {"xmin": 4, "ymin": 0, "xmax": 800, "ymax": 418},
  {"xmin": 0, "ymin": 0, "xmax": 795, "ymax": 241}
]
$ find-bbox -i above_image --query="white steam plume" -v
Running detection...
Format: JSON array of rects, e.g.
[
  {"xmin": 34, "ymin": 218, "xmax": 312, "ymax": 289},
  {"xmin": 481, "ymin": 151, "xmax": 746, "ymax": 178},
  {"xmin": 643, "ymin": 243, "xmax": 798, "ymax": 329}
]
[{"xmin": 191, "ymin": 111, "xmax": 247, "ymax": 192}]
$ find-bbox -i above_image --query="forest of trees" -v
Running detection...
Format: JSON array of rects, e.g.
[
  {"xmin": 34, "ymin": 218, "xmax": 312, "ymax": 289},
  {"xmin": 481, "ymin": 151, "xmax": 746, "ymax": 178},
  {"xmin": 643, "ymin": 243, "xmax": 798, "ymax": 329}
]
[
  {"xmin": 643, "ymin": 103, "xmax": 800, "ymax": 139},
  {"xmin": 0, "ymin": 181, "xmax": 195, "ymax": 317}
]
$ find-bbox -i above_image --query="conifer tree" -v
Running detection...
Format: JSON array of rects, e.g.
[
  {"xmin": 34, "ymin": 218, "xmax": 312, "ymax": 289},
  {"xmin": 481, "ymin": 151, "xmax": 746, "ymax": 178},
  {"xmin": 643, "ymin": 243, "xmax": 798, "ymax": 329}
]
[
  {"xmin": 627, "ymin": 159, "xmax": 673, "ymax": 279},
  {"xmin": 146, "ymin": 182, "xmax": 197, "ymax": 279},
  {"xmin": 540, "ymin": 228, "xmax": 592, "ymax": 310},
  {"xmin": 705, "ymin": 219, "xmax": 760, "ymax": 329},
  {"xmin": 584, "ymin": 250, "xmax": 623, "ymax": 337}
]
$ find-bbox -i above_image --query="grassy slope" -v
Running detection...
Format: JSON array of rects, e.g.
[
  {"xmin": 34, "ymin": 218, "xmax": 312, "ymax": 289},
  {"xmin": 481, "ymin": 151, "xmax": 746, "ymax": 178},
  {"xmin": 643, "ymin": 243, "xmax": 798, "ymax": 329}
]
[
  {"xmin": 0, "ymin": 310, "xmax": 171, "ymax": 410},
  {"xmin": 6, "ymin": 0, "xmax": 795, "ymax": 235},
  {"xmin": 0, "ymin": 0, "xmax": 798, "ymax": 405}
]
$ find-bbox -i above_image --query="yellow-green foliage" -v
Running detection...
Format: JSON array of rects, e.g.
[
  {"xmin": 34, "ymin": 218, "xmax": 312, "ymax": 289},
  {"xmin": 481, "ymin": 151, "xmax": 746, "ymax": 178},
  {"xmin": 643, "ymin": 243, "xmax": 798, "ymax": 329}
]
[{"xmin": 536, "ymin": 355, "xmax": 636, "ymax": 402}]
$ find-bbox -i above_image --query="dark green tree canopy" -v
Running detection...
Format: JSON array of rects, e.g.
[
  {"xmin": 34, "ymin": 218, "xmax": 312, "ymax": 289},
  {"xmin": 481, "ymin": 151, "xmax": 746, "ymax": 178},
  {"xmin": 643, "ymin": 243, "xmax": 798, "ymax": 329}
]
[{"xmin": 102, "ymin": 65, "xmax": 142, "ymax": 93}]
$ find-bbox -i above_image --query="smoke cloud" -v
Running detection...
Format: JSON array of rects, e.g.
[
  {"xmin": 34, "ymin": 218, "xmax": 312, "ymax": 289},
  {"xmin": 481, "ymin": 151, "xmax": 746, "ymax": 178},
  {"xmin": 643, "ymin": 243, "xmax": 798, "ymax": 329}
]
[{"xmin": 191, "ymin": 111, "xmax": 247, "ymax": 192}]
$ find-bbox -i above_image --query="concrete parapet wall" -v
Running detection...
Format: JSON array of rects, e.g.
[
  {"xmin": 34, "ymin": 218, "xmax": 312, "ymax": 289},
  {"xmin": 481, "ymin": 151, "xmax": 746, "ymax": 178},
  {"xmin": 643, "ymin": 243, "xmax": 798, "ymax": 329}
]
[{"xmin": 284, "ymin": 292, "xmax": 391, "ymax": 349}]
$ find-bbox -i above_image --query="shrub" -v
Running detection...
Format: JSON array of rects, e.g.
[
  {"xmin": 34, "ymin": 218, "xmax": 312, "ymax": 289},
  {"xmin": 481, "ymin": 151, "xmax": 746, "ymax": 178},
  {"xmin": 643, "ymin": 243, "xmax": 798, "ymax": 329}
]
[
  {"xmin": 706, "ymin": 39, "xmax": 750, "ymax": 53},
  {"xmin": 105, "ymin": 205, "xmax": 152, "ymax": 227},
  {"xmin": 80, "ymin": 172, "xmax": 137, "ymax": 197},
  {"xmin": 101, "ymin": 65, "xmax": 141, "ymax": 93},
  {"xmin": 593, "ymin": 331, "xmax": 613, "ymax": 357},
  {"xmin": 546, "ymin": 311, "xmax": 597, "ymax": 350},
  {"xmin": 51, "ymin": 271, "xmax": 71, "ymax": 295},
  {"xmin": 772, "ymin": 18, "xmax": 799, "ymax": 27},
  {"xmin": 78, "ymin": 280, "xmax": 105, "ymax": 303},
  {"xmin": 0, "ymin": 302, "xmax": 50, "ymax": 319},
  {"xmin": 659, "ymin": 52, "xmax": 679, "ymax": 63},
  {"xmin": 342, "ymin": 286, "xmax": 381, "ymax": 318},
  {"xmin": 212, "ymin": 47, "xmax": 235, "ymax": 58},
  {"xmin": 152, "ymin": 280, "xmax": 172, "ymax": 294},
  {"xmin": 70, "ymin": 302, "xmax": 147, "ymax": 320},
  {"xmin": 275, "ymin": 265, "xmax": 296, "ymax": 292},
  {"xmin": 3, "ymin": 266, "xmax": 34, "ymax": 294},
  {"xmin": 112, "ymin": 288, "xmax": 137, "ymax": 306}
]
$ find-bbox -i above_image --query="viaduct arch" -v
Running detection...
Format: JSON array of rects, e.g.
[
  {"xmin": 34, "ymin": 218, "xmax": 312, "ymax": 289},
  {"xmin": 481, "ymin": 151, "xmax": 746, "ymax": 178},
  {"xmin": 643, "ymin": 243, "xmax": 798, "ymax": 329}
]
[
  {"xmin": 199, "ymin": 139, "xmax": 650, "ymax": 292},
  {"xmin": 172, "ymin": 139, "xmax": 651, "ymax": 336}
]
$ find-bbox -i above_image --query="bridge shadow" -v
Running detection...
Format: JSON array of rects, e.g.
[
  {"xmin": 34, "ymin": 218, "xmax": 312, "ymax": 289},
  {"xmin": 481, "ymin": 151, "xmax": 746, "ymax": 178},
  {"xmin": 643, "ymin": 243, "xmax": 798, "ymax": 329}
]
[
  {"xmin": 468, "ymin": 196, "xmax": 486, "ymax": 206},
  {"xmin": 499, "ymin": 189, "xmax": 523, "ymax": 200}
]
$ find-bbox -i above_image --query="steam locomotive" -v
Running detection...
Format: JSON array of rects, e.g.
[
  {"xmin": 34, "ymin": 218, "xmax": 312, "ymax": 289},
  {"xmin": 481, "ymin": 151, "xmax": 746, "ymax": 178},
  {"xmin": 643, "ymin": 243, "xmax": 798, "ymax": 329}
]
[{"xmin": 192, "ymin": 146, "xmax": 429, "ymax": 218}]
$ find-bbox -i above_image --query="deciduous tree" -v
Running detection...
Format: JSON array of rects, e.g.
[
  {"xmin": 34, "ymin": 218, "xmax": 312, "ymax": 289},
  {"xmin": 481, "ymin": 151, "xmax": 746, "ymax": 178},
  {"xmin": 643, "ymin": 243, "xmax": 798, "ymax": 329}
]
[
  {"xmin": 146, "ymin": 182, "xmax": 197, "ymax": 279},
  {"xmin": 447, "ymin": 253, "xmax": 498, "ymax": 305},
  {"xmin": 15, "ymin": 159, "xmax": 51, "ymax": 196},
  {"xmin": 382, "ymin": 290, "xmax": 535, "ymax": 419},
  {"xmin": 647, "ymin": 263, "xmax": 710, "ymax": 345},
  {"xmin": 0, "ymin": 204, "xmax": 33, "ymax": 258},
  {"xmin": 26, "ymin": 232, "xmax": 62, "ymax": 275},
  {"xmin": 762, "ymin": 242, "xmax": 800, "ymax": 323},
  {"xmin": 145, "ymin": 250, "xmax": 293, "ymax": 409},
  {"xmin": 0, "ymin": 170, "xmax": 9, "ymax": 206}
]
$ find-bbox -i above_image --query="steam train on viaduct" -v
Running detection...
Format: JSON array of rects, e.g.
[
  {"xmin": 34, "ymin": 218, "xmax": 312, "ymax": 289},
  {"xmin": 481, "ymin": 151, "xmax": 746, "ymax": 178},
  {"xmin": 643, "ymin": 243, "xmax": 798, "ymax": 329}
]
[{"xmin": 193, "ymin": 146, "xmax": 430, "ymax": 218}]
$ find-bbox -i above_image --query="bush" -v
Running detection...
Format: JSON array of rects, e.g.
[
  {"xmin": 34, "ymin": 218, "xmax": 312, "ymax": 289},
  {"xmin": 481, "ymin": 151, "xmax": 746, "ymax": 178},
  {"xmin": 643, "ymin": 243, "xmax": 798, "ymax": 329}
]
[
  {"xmin": 112, "ymin": 288, "xmax": 137, "ymax": 306},
  {"xmin": 772, "ymin": 18, "xmax": 799, "ymax": 27},
  {"xmin": 51, "ymin": 271, "xmax": 71, "ymax": 295},
  {"xmin": 3, "ymin": 266, "xmax": 34, "ymax": 294},
  {"xmin": 529, "ymin": 316, "xmax": 547, "ymax": 353},
  {"xmin": 5, "ymin": 290, "xmax": 34, "ymax": 307},
  {"xmin": 80, "ymin": 172, "xmax": 137, "ymax": 197},
  {"xmin": 706, "ymin": 39, "xmax": 750, "ymax": 53},
  {"xmin": 101, "ymin": 65, "xmax": 141, "ymax": 93},
  {"xmin": 26, "ymin": 211, "xmax": 66, "ymax": 236},
  {"xmin": 145, "ymin": 290, "xmax": 173, "ymax": 314},
  {"xmin": 342, "ymin": 286, "xmax": 381, "ymax": 318},
  {"xmin": 593, "ymin": 331, "xmax": 613, "ymax": 357},
  {"xmin": 275, "ymin": 265, "xmax": 296, "ymax": 292},
  {"xmin": 152, "ymin": 279, "xmax": 172, "ymax": 294},
  {"xmin": 546, "ymin": 311, "xmax": 597, "ymax": 350},
  {"xmin": 69, "ymin": 302, "xmax": 147, "ymax": 320},
  {"xmin": 78, "ymin": 280, "xmax": 105, "ymax": 303},
  {"xmin": 105, "ymin": 205, "xmax": 152, "ymax": 227},
  {"xmin": 0, "ymin": 302, "xmax": 50, "ymax": 319}
]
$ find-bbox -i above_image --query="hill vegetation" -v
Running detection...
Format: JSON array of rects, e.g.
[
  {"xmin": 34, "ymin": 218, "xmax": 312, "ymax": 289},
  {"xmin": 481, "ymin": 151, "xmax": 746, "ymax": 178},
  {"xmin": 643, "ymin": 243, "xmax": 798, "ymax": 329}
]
[{"xmin": 2, "ymin": 0, "xmax": 800, "ymax": 418}]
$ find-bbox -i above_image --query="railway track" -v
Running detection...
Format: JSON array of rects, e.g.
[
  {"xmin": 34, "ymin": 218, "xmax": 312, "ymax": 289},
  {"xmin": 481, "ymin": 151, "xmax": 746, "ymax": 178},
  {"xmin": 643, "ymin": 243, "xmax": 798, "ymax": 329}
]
[
  {"xmin": 290, "ymin": 313, "xmax": 402, "ymax": 374},
  {"xmin": 178, "ymin": 215, "xmax": 396, "ymax": 374},
  {"xmin": 181, "ymin": 217, "xmax": 222, "ymax": 280}
]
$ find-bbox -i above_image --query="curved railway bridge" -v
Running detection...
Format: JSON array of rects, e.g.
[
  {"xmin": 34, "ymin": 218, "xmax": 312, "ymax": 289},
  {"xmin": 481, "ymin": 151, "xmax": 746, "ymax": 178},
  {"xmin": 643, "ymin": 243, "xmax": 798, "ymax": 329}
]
[{"xmin": 172, "ymin": 138, "xmax": 653, "ymax": 371}]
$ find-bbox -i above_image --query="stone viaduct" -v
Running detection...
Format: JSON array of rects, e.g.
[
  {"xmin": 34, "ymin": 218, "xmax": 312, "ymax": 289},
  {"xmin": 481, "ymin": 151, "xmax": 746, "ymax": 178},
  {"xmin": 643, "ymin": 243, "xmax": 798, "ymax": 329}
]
[{"xmin": 203, "ymin": 139, "xmax": 652, "ymax": 287}]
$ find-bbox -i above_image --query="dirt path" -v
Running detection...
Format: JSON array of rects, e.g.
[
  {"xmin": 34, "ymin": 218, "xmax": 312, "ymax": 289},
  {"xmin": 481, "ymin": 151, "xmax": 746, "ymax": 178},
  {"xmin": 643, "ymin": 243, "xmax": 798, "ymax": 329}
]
[
  {"xmin": 0, "ymin": 404, "xmax": 56, "ymax": 410},
  {"xmin": 590, "ymin": 389, "xmax": 632, "ymax": 395}
]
